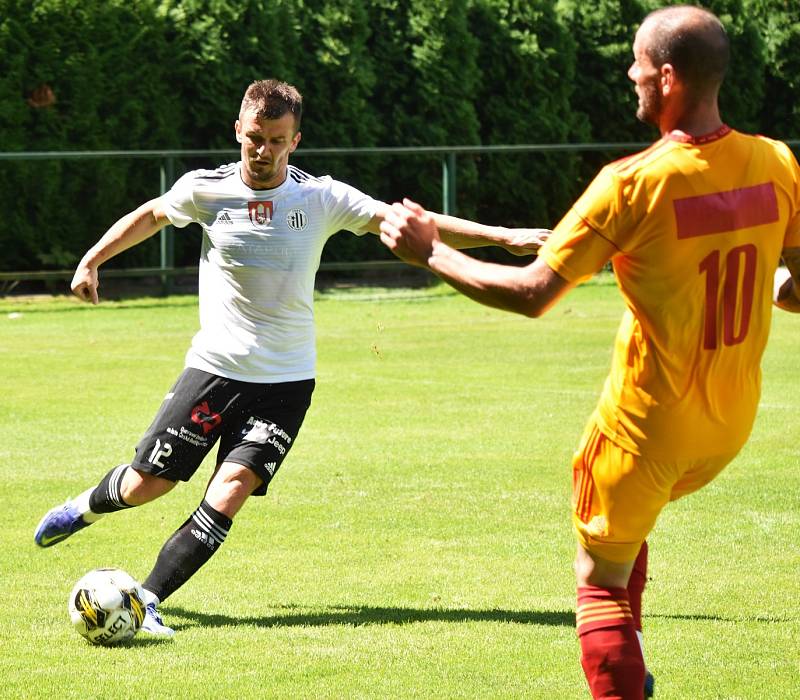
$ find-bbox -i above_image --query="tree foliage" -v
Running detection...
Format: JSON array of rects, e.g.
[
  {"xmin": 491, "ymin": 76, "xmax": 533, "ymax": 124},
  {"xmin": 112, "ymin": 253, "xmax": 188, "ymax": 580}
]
[
  {"xmin": 0, "ymin": 0, "xmax": 795, "ymax": 272},
  {"xmin": 557, "ymin": 0, "xmax": 649, "ymax": 143},
  {"xmin": 702, "ymin": 0, "xmax": 766, "ymax": 132},
  {"xmin": 747, "ymin": 0, "xmax": 800, "ymax": 138},
  {"xmin": 469, "ymin": 0, "xmax": 585, "ymax": 229},
  {"xmin": 0, "ymin": 0, "xmax": 182, "ymax": 270}
]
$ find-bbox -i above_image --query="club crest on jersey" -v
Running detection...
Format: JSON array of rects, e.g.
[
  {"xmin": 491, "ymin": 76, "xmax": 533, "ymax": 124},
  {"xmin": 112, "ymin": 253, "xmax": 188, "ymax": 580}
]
[
  {"xmin": 248, "ymin": 201, "xmax": 274, "ymax": 227},
  {"xmin": 286, "ymin": 208, "xmax": 308, "ymax": 231}
]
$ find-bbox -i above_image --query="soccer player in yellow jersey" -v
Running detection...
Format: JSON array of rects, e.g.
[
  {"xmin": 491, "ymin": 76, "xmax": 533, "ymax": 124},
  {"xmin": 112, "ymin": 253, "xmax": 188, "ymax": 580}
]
[{"xmin": 379, "ymin": 5, "xmax": 800, "ymax": 699}]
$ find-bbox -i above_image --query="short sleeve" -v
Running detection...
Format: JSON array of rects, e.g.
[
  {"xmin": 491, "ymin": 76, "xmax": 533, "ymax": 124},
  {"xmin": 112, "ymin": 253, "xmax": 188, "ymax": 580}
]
[
  {"xmin": 539, "ymin": 208, "xmax": 619, "ymax": 284},
  {"xmin": 576, "ymin": 164, "xmax": 647, "ymax": 246},
  {"xmin": 539, "ymin": 163, "xmax": 647, "ymax": 282},
  {"xmin": 322, "ymin": 178, "xmax": 380, "ymax": 236},
  {"xmin": 161, "ymin": 172, "xmax": 201, "ymax": 229}
]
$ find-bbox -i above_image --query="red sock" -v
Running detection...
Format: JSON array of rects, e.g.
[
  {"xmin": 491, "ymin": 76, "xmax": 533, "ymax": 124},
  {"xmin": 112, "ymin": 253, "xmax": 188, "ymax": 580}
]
[
  {"xmin": 627, "ymin": 541, "xmax": 648, "ymax": 632},
  {"xmin": 577, "ymin": 586, "xmax": 645, "ymax": 700}
]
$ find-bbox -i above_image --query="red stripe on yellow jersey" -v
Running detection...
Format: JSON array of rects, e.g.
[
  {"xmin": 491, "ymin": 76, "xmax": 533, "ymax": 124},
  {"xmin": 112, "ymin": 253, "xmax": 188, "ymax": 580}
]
[{"xmin": 674, "ymin": 182, "xmax": 780, "ymax": 239}]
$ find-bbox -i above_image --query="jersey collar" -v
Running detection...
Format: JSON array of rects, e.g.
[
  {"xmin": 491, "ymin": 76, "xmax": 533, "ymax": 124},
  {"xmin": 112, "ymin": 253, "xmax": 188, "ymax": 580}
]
[
  {"xmin": 665, "ymin": 124, "xmax": 732, "ymax": 145},
  {"xmin": 237, "ymin": 162, "xmax": 292, "ymax": 194}
]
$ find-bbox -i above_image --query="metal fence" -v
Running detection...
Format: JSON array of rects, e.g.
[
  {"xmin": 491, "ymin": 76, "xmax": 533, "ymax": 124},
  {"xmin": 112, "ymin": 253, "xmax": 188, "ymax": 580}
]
[{"xmin": 2, "ymin": 140, "xmax": 798, "ymax": 294}]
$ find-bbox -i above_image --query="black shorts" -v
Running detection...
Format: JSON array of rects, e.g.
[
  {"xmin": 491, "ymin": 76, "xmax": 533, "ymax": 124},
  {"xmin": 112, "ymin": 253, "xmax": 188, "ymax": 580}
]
[{"xmin": 131, "ymin": 368, "xmax": 314, "ymax": 496}]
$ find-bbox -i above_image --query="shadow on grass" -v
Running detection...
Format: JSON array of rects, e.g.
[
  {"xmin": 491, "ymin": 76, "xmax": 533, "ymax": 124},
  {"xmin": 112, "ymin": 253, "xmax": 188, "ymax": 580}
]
[
  {"xmin": 163, "ymin": 604, "xmax": 576, "ymax": 632},
  {"xmin": 124, "ymin": 635, "xmax": 176, "ymax": 647},
  {"xmin": 160, "ymin": 606, "xmax": 795, "ymax": 633},
  {"xmin": 82, "ymin": 635, "xmax": 175, "ymax": 650}
]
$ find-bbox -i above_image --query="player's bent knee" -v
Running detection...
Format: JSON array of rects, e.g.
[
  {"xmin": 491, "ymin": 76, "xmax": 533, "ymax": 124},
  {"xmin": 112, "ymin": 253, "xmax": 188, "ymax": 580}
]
[
  {"xmin": 204, "ymin": 462, "xmax": 263, "ymax": 518},
  {"xmin": 120, "ymin": 467, "xmax": 176, "ymax": 506},
  {"xmin": 574, "ymin": 544, "xmax": 636, "ymax": 589}
]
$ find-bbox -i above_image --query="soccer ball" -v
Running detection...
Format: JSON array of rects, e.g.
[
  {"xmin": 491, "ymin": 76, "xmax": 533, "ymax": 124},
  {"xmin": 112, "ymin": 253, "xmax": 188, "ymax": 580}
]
[{"xmin": 68, "ymin": 568, "xmax": 146, "ymax": 645}]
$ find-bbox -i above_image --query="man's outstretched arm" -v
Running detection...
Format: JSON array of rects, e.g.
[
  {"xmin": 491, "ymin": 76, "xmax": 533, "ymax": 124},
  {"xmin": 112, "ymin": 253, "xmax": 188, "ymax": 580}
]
[
  {"xmin": 379, "ymin": 199, "xmax": 571, "ymax": 318},
  {"xmin": 365, "ymin": 201, "xmax": 550, "ymax": 257},
  {"xmin": 71, "ymin": 197, "xmax": 171, "ymax": 304}
]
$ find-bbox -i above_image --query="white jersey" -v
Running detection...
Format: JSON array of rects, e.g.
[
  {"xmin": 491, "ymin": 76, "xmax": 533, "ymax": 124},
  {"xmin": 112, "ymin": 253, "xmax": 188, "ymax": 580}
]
[{"xmin": 162, "ymin": 162, "xmax": 379, "ymax": 382}]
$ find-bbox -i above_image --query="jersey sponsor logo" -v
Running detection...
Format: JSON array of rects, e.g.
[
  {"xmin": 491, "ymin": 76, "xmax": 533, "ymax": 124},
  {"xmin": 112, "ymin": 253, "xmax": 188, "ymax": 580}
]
[
  {"xmin": 673, "ymin": 182, "xmax": 779, "ymax": 239},
  {"xmin": 248, "ymin": 200, "xmax": 274, "ymax": 226},
  {"xmin": 214, "ymin": 210, "xmax": 234, "ymax": 225},
  {"xmin": 286, "ymin": 208, "xmax": 308, "ymax": 231},
  {"xmin": 190, "ymin": 401, "xmax": 222, "ymax": 434}
]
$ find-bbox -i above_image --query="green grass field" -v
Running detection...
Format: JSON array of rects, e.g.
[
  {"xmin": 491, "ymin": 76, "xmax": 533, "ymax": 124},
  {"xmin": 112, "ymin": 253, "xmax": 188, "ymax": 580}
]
[{"xmin": 1, "ymin": 278, "xmax": 798, "ymax": 699}]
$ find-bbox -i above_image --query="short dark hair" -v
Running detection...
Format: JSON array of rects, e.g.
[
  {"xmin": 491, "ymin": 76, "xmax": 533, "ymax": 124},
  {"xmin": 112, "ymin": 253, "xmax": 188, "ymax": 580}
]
[
  {"xmin": 643, "ymin": 5, "xmax": 729, "ymax": 97},
  {"xmin": 240, "ymin": 79, "xmax": 303, "ymax": 131}
]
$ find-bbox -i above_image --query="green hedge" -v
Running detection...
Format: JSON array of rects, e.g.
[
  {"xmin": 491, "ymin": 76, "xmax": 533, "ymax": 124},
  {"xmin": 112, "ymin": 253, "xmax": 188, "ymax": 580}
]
[{"xmin": 0, "ymin": 0, "xmax": 796, "ymax": 271}]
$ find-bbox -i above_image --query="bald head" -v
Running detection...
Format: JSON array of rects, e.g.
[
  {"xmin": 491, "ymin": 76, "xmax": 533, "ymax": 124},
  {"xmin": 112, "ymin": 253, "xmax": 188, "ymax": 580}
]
[{"xmin": 639, "ymin": 5, "xmax": 729, "ymax": 99}]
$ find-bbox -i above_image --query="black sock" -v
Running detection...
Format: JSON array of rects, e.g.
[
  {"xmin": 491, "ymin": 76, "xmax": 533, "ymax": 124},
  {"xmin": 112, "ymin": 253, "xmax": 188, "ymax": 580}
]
[
  {"xmin": 142, "ymin": 499, "xmax": 232, "ymax": 603},
  {"xmin": 88, "ymin": 464, "xmax": 134, "ymax": 513}
]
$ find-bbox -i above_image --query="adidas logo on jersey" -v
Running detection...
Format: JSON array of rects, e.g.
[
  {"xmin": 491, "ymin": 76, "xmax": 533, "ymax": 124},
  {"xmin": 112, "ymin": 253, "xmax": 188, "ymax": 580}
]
[{"xmin": 214, "ymin": 211, "xmax": 234, "ymax": 225}]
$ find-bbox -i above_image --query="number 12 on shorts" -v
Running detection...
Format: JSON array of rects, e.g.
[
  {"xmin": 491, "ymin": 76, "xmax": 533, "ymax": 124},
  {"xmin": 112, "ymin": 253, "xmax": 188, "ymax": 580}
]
[
  {"xmin": 148, "ymin": 439, "xmax": 173, "ymax": 468},
  {"xmin": 699, "ymin": 244, "xmax": 757, "ymax": 350}
]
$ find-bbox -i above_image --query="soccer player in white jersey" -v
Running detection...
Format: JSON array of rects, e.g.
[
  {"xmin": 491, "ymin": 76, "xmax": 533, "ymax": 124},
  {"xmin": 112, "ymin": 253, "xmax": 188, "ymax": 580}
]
[{"xmin": 34, "ymin": 79, "xmax": 548, "ymax": 636}]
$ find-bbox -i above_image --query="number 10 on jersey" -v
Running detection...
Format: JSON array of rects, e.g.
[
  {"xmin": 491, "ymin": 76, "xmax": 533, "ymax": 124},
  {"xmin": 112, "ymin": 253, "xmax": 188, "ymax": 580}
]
[{"xmin": 699, "ymin": 244, "xmax": 757, "ymax": 350}]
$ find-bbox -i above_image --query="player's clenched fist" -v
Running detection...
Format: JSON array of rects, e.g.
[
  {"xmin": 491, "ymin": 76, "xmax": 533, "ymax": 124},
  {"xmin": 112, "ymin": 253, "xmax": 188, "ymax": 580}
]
[
  {"xmin": 379, "ymin": 198, "xmax": 440, "ymax": 268},
  {"xmin": 70, "ymin": 264, "xmax": 99, "ymax": 305}
]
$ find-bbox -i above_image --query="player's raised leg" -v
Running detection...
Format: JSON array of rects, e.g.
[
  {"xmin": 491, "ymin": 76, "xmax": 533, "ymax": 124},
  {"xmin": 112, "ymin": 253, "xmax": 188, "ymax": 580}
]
[
  {"xmin": 34, "ymin": 466, "xmax": 175, "ymax": 547},
  {"xmin": 35, "ymin": 369, "xmax": 223, "ymax": 549}
]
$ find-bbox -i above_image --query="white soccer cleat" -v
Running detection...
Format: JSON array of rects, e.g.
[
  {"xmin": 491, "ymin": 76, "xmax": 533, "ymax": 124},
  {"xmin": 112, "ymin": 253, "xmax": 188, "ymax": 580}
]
[{"xmin": 140, "ymin": 603, "xmax": 175, "ymax": 637}]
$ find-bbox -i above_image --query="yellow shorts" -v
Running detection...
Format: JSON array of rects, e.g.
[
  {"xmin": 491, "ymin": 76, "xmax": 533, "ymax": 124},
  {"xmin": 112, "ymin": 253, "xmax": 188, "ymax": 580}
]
[{"xmin": 571, "ymin": 418, "xmax": 739, "ymax": 563}]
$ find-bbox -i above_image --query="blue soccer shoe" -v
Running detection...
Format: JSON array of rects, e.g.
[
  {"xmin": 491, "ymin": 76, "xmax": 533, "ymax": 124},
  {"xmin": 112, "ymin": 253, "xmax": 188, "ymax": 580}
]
[{"xmin": 34, "ymin": 501, "xmax": 90, "ymax": 547}]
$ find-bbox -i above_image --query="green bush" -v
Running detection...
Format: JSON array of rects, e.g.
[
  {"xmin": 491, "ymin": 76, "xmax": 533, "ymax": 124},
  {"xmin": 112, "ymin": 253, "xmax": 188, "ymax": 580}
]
[
  {"xmin": 0, "ymin": 0, "xmax": 182, "ymax": 270},
  {"xmin": 706, "ymin": 0, "xmax": 767, "ymax": 132},
  {"xmin": 747, "ymin": 0, "xmax": 800, "ymax": 138},
  {"xmin": 469, "ymin": 0, "xmax": 586, "ymax": 229},
  {"xmin": 0, "ymin": 0, "xmax": 796, "ymax": 273}
]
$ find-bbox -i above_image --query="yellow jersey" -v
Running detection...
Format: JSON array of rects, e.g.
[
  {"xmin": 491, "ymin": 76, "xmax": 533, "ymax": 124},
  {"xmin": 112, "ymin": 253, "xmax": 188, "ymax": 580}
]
[{"xmin": 540, "ymin": 126, "xmax": 800, "ymax": 459}]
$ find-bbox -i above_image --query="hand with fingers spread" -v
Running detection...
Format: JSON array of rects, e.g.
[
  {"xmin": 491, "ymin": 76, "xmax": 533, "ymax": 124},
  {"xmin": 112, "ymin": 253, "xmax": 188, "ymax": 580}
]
[{"xmin": 379, "ymin": 198, "xmax": 441, "ymax": 268}]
